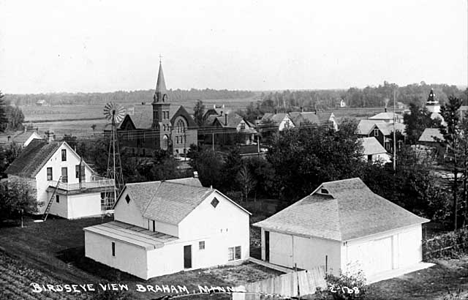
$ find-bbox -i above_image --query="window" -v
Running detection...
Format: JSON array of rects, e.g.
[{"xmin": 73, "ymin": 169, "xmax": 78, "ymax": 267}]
[
  {"xmin": 47, "ymin": 167, "xmax": 53, "ymax": 181},
  {"xmin": 240, "ymin": 123, "xmax": 245, "ymax": 130},
  {"xmin": 211, "ymin": 198, "xmax": 219, "ymax": 208},
  {"xmin": 125, "ymin": 195, "xmax": 131, "ymax": 204},
  {"xmin": 199, "ymin": 241, "xmax": 205, "ymax": 250},
  {"xmin": 75, "ymin": 165, "xmax": 80, "ymax": 178},
  {"xmin": 61, "ymin": 167, "xmax": 68, "ymax": 183},
  {"xmin": 61, "ymin": 149, "xmax": 67, "ymax": 161},
  {"xmin": 152, "ymin": 220, "xmax": 156, "ymax": 232},
  {"xmin": 112, "ymin": 242, "xmax": 115, "ymax": 257},
  {"xmin": 373, "ymin": 129, "xmax": 379, "ymax": 137},
  {"xmin": 228, "ymin": 246, "xmax": 241, "ymax": 261},
  {"xmin": 56, "ymin": 195, "xmax": 60, "ymax": 203}
]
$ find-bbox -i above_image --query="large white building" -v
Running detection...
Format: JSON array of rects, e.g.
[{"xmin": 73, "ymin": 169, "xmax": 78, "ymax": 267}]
[
  {"xmin": 84, "ymin": 178, "xmax": 251, "ymax": 280},
  {"xmin": 6, "ymin": 139, "xmax": 115, "ymax": 219},
  {"xmin": 254, "ymin": 178, "xmax": 429, "ymax": 283}
]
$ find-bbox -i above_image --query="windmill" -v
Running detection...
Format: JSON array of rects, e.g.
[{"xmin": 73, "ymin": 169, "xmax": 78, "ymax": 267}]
[{"xmin": 103, "ymin": 102, "xmax": 125, "ymax": 208}]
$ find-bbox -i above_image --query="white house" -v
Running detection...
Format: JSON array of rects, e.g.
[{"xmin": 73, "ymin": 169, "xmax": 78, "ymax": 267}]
[
  {"xmin": 5, "ymin": 139, "xmax": 115, "ymax": 219},
  {"xmin": 84, "ymin": 178, "xmax": 251, "ymax": 280},
  {"xmin": 254, "ymin": 178, "xmax": 429, "ymax": 283},
  {"xmin": 359, "ymin": 137, "xmax": 391, "ymax": 164}
]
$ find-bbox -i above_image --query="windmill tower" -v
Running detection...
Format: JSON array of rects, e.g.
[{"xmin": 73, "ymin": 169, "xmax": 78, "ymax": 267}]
[{"xmin": 103, "ymin": 102, "xmax": 125, "ymax": 208}]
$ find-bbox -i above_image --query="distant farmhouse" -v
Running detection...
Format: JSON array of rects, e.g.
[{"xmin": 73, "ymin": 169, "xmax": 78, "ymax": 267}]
[
  {"xmin": 254, "ymin": 178, "xmax": 429, "ymax": 283},
  {"xmin": 84, "ymin": 178, "xmax": 250, "ymax": 279},
  {"xmin": 115, "ymin": 62, "xmax": 198, "ymax": 157},
  {"xmin": 6, "ymin": 139, "xmax": 115, "ymax": 219}
]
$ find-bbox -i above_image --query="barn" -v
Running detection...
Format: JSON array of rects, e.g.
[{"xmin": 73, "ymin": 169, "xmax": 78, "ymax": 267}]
[
  {"xmin": 84, "ymin": 178, "xmax": 251, "ymax": 279},
  {"xmin": 254, "ymin": 178, "xmax": 430, "ymax": 283}
]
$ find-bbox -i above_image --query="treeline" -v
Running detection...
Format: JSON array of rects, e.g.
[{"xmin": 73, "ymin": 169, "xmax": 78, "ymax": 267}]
[
  {"xmin": 260, "ymin": 81, "xmax": 465, "ymax": 111},
  {"xmin": 4, "ymin": 89, "xmax": 255, "ymax": 106}
]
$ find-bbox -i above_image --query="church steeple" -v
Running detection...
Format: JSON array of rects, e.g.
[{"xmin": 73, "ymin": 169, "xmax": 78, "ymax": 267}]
[
  {"xmin": 153, "ymin": 60, "xmax": 168, "ymax": 103},
  {"xmin": 426, "ymin": 88, "xmax": 440, "ymax": 114}
]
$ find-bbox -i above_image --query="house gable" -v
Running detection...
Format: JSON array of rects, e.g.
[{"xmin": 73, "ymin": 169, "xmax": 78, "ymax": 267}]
[
  {"xmin": 118, "ymin": 115, "xmax": 137, "ymax": 130},
  {"xmin": 114, "ymin": 187, "xmax": 147, "ymax": 229},
  {"xmin": 170, "ymin": 106, "xmax": 197, "ymax": 129}
]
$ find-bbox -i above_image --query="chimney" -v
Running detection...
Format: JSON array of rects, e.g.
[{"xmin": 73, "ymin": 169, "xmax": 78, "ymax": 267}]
[{"xmin": 384, "ymin": 107, "xmax": 387, "ymax": 112}]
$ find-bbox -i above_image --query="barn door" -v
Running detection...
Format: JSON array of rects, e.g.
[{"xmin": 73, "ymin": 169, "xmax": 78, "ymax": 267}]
[{"xmin": 184, "ymin": 245, "xmax": 192, "ymax": 269}]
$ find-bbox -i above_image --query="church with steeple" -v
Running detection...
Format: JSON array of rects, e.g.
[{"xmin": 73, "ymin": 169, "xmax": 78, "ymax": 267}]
[{"xmin": 116, "ymin": 61, "xmax": 198, "ymax": 156}]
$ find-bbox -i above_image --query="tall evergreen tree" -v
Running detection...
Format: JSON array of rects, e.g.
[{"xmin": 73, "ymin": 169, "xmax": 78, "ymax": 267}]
[{"xmin": 0, "ymin": 92, "xmax": 8, "ymax": 132}]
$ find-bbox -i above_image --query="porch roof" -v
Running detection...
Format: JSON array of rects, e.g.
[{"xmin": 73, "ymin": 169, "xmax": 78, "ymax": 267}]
[{"xmin": 84, "ymin": 221, "xmax": 178, "ymax": 250}]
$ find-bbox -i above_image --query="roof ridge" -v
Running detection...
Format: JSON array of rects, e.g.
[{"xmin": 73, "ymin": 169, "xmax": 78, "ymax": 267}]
[{"xmin": 142, "ymin": 181, "xmax": 163, "ymax": 217}]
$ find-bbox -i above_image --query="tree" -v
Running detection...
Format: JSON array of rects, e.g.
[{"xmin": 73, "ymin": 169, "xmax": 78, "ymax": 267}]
[
  {"xmin": 438, "ymin": 96, "xmax": 465, "ymax": 230},
  {"xmin": 0, "ymin": 92, "xmax": 8, "ymax": 132},
  {"xmin": 267, "ymin": 119, "xmax": 365, "ymax": 204},
  {"xmin": 404, "ymin": 102, "xmax": 441, "ymax": 144},
  {"xmin": 0, "ymin": 179, "xmax": 39, "ymax": 223},
  {"xmin": 236, "ymin": 165, "xmax": 257, "ymax": 201},
  {"xmin": 5, "ymin": 105, "xmax": 25, "ymax": 131},
  {"xmin": 219, "ymin": 147, "xmax": 242, "ymax": 191},
  {"xmin": 189, "ymin": 148, "xmax": 223, "ymax": 188},
  {"xmin": 193, "ymin": 100, "xmax": 206, "ymax": 127}
]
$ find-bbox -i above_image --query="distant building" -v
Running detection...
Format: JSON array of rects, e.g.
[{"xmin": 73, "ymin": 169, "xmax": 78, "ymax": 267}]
[
  {"xmin": 201, "ymin": 110, "xmax": 258, "ymax": 146},
  {"xmin": 359, "ymin": 137, "xmax": 391, "ymax": 164},
  {"xmin": 357, "ymin": 120, "xmax": 405, "ymax": 152},
  {"xmin": 340, "ymin": 99, "xmax": 346, "ymax": 108},
  {"xmin": 425, "ymin": 88, "xmax": 445, "ymax": 126},
  {"xmin": 36, "ymin": 99, "xmax": 48, "ymax": 106},
  {"xmin": 369, "ymin": 111, "xmax": 403, "ymax": 124},
  {"xmin": 115, "ymin": 62, "xmax": 198, "ymax": 157}
]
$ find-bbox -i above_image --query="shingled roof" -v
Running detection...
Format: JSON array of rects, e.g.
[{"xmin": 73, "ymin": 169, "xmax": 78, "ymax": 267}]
[
  {"xmin": 359, "ymin": 137, "xmax": 387, "ymax": 155},
  {"xmin": 119, "ymin": 179, "xmax": 249, "ymax": 225},
  {"xmin": 254, "ymin": 178, "xmax": 428, "ymax": 241},
  {"xmin": 5, "ymin": 139, "xmax": 62, "ymax": 178}
]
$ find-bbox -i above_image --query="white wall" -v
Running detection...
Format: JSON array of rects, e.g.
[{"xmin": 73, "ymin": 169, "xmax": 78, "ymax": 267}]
[
  {"xmin": 279, "ymin": 116, "xmax": 294, "ymax": 131},
  {"xmin": 114, "ymin": 189, "xmax": 147, "ymax": 228},
  {"xmin": 85, "ymin": 231, "xmax": 148, "ymax": 279},
  {"xmin": 178, "ymin": 191, "xmax": 250, "ymax": 268},
  {"xmin": 48, "ymin": 193, "xmax": 68, "ymax": 218},
  {"xmin": 342, "ymin": 224, "xmax": 423, "ymax": 281},
  {"xmin": 35, "ymin": 143, "xmax": 92, "ymax": 214},
  {"xmin": 67, "ymin": 193, "xmax": 102, "ymax": 219},
  {"xmin": 262, "ymin": 230, "xmax": 341, "ymax": 274}
]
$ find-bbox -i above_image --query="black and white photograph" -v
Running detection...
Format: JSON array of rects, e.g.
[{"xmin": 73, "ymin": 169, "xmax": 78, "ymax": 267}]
[{"xmin": 0, "ymin": 1, "xmax": 468, "ymax": 299}]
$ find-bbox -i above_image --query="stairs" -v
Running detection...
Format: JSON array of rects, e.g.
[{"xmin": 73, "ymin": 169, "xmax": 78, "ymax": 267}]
[{"xmin": 42, "ymin": 176, "xmax": 62, "ymax": 221}]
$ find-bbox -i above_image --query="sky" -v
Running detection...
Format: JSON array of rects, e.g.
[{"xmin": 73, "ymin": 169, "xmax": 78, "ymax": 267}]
[{"xmin": 0, "ymin": 0, "xmax": 466, "ymax": 94}]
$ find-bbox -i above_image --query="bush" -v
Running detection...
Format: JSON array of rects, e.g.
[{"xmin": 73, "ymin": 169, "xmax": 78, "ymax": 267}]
[
  {"xmin": 315, "ymin": 269, "xmax": 367, "ymax": 300},
  {"xmin": 423, "ymin": 227, "xmax": 468, "ymax": 260}
]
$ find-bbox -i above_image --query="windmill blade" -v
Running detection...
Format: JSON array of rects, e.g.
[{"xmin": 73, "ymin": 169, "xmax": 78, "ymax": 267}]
[{"xmin": 104, "ymin": 102, "xmax": 126, "ymax": 123}]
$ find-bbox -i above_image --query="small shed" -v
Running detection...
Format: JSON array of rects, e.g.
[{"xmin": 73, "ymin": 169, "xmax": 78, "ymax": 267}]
[{"xmin": 254, "ymin": 178, "xmax": 429, "ymax": 283}]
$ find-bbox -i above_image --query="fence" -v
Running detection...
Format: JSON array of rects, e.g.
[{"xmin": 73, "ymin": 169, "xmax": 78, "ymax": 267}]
[
  {"xmin": 422, "ymin": 227, "xmax": 468, "ymax": 260},
  {"xmin": 233, "ymin": 267, "xmax": 326, "ymax": 300}
]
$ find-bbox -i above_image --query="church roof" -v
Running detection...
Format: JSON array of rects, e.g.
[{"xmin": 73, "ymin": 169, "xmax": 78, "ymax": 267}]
[{"xmin": 153, "ymin": 62, "xmax": 168, "ymax": 103}]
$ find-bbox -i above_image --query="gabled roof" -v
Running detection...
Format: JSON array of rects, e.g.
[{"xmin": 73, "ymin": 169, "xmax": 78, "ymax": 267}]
[
  {"xmin": 261, "ymin": 113, "xmax": 287, "ymax": 125},
  {"xmin": 357, "ymin": 120, "xmax": 405, "ymax": 136},
  {"xmin": 12, "ymin": 131, "xmax": 42, "ymax": 145},
  {"xmin": 118, "ymin": 178, "xmax": 249, "ymax": 225},
  {"xmin": 357, "ymin": 120, "xmax": 385, "ymax": 135},
  {"xmin": 359, "ymin": 137, "xmax": 387, "ymax": 155},
  {"xmin": 215, "ymin": 112, "xmax": 244, "ymax": 128},
  {"xmin": 5, "ymin": 139, "xmax": 62, "ymax": 178},
  {"xmin": 117, "ymin": 105, "xmax": 188, "ymax": 130},
  {"xmin": 419, "ymin": 128, "xmax": 444, "ymax": 143},
  {"xmin": 254, "ymin": 178, "xmax": 428, "ymax": 241},
  {"xmin": 369, "ymin": 112, "xmax": 402, "ymax": 121}
]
